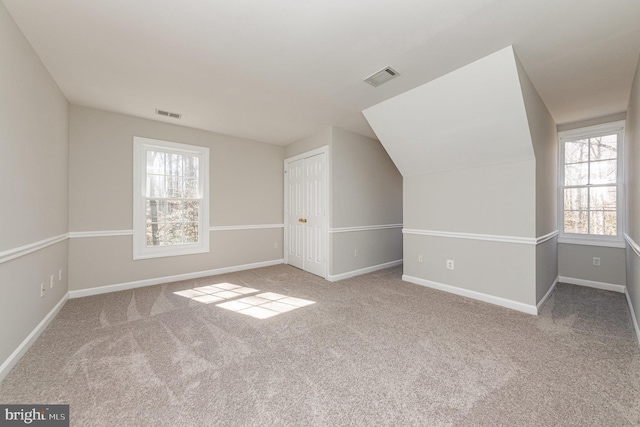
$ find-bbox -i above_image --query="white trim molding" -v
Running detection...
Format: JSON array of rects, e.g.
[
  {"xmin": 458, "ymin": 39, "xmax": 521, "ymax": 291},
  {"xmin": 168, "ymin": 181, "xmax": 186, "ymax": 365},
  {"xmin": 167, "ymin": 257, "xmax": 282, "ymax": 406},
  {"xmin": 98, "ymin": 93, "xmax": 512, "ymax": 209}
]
[
  {"xmin": 0, "ymin": 293, "xmax": 68, "ymax": 383},
  {"xmin": 0, "ymin": 234, "xmax": 68, "ymax": 265},
  {"xmin": 68, "ymin": 259, "xmax": 284, "ymax": 299},
  {"xmin": 625, "ymin": 233, "xmax": 640, "ymax": 258},
  {"xmin": 284, "ymin": 145, "xmax": 329, "ymax": 163},
  {"xmin": 0, "ymin": 226, "xmax": 286, "ymax": 265},
  {"xmin": 536, "ymin": 230, "xmax": 559, "ymax": 245},
  {"xmin": 537, "ymin": 277, "xmax": 559, "ymax": 312},
  {"xmin": 329, "ymin": 224, "xmax": 403, "ymax": 234},
  {"xmin": 68, "ymin": 230, "xmax": 133, "ymax": 238},
  {"xmin": 558, "ymin": 236, "xmax": 626, "ymax": 249},
  {"xmin": 327, "ymin": 259, "xmax": 403, "ymax": 282},
  {"xmin": 625, "ymin": 289, "xmax": 640, "ymax": 346},
  {"xmin": 402, "ymin": 274, "xmax": 538, "ymax": 315},
  {"xmin": 403, "ymin": 229, "xmax": 558, "ymax": 246},
  {"xmin": 69, "ymin": 225, "xmax": 285, "ymax": 237},
  {"xmin": 558, "ymin": 276, "xmax": 626, "ymax": 293},
  {"xmin": 210, "ymin": 224, "xmax": 284, "ymax": 232}
]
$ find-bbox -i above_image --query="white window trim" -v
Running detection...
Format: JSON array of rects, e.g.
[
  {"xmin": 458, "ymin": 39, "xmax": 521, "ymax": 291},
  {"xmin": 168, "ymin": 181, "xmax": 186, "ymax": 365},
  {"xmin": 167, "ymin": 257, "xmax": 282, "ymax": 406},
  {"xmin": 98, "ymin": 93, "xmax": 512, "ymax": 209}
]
[
  {"xmin": 133, "ymin": 136, "xmax": 209, "ymax": 260},
  {"xmin": 557, "ymin": 120, "xmax": 625, "ymax": 248}
]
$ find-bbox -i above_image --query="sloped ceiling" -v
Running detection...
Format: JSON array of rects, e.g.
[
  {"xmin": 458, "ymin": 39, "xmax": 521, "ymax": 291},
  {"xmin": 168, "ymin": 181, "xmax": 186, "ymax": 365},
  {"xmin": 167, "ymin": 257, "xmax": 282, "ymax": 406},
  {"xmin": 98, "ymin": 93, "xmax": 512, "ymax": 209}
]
[
  {"xmin": 363, "ymin": 47, "xmax": 533, "ymax": 177},
  {"xmin": 2, "ymin": 0, "xmax": 640, "ymax": 145}
]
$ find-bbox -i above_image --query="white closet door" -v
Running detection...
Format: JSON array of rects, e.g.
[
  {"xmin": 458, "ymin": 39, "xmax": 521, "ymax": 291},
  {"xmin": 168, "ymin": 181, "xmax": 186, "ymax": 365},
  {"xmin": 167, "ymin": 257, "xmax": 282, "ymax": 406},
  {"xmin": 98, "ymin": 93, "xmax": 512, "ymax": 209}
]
[
  {"xmin": 286, "ymin": 158, "xmax": 305, "ymax": 270},
  {"xmin": 285, "ymin": 151, "xmax": 327, "ymax": 278}
]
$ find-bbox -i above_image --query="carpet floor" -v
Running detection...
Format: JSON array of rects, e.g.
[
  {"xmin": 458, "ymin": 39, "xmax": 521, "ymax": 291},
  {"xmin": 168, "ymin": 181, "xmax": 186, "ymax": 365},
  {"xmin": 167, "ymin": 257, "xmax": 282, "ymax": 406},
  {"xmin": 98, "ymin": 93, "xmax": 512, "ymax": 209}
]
[{"xmin": 1, "ymin": 265, "xmax": 639, "ymax": 426}]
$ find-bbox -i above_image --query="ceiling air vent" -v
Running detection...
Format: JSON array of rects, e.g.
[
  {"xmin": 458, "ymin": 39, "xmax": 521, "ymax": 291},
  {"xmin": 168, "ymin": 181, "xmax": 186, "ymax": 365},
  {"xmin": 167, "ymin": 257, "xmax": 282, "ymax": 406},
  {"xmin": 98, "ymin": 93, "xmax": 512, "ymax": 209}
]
[
  {"xmin": 364, "ymin": 66, "xmax": 400, "ymax": 87},
  {"xmin": 155, "ymin": 109, "xmax": 181, "ymax": 119}
]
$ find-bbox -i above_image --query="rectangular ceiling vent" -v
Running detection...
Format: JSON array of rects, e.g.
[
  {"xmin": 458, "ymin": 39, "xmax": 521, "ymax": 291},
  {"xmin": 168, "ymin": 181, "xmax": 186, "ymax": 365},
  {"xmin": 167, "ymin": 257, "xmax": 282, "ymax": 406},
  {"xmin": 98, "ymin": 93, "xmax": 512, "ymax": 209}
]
[
  {"xmin": 364, "ymin": 66, "xmax": 400, "ymax": 87},
  {"xmin": 156, "ymin": 109, "xmax": 181, "ymax": 119}
]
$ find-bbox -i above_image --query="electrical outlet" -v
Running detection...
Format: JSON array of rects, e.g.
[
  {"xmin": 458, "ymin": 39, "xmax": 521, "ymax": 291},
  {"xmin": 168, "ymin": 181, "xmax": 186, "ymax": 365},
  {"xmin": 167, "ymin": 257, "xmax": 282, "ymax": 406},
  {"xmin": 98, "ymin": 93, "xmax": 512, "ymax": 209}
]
[
  {"xmin": 40, "ymin": 283, "xmax": 45, "ymax": 297},
  {"xmin": 50, "ymin": 274, "xmax": 54, "ymax": 288},
  {"xmin": 354, "ymin": 249, "xmax": 358, "ymax": 257},
  {"xmin": 274, "ymin": 242, "xmax": 278, "ymax": 249},
  {"xmin": 418, "ymin": 255, "xmax": 423, "ymax": 263},
  {"xmin": 59, "ymin": 268, "xmax": 62, "ymax": 281},
  {"xmin": 446, "ymin": 259, "xmax": 455, "ymax": 270},
  {"xmin": 593, "ymin": 257, "xmax": 601, "ymax": 266}
]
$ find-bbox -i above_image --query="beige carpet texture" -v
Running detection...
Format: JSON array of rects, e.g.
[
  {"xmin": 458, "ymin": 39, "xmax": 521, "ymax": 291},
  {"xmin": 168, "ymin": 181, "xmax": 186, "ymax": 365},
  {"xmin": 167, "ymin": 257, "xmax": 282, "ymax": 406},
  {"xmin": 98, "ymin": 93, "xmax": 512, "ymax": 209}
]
[{"xmin": 1, "ymin": 265, "xmax": 639, "ymax": 426}]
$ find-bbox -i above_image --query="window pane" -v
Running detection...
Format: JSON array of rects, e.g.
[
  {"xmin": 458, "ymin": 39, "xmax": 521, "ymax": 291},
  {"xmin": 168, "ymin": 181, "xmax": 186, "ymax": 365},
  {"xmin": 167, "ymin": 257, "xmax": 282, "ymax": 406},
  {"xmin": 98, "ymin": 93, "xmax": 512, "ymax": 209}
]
[
  {"xmin": 565, "ymin": 163, "xmax": 588, "ymax": 185},
  {"xmin": 167, "ymin": 153, "xmax": 183, "ymax": 177},
  {"xmin": 166, "ymin": 201, "xmax": 184, "ymax": 222},
  {"xmin": 604, "ymin": 211, "xmax": 617, "ymax": 236},
  {"xmin": 146, "ymin": 175, "xmax": 166, "ymax": 198},
  {"xmin": 184, "ymin": 201, "xmax": 199, "ymax": 222},
  {"xmin": 184, "ymin": 178, "xmax": 199, "ymax": 198},
  {"xmin": 590, "ymin": 135, "xmax": 617, "ymax": 161},
  {"xmin": 565, "ymin": 140, "xmax": 589, "ymax": 164},
  {"xmin": 146, "ymin": 151, "xmax": 165, "ymax": 175},
  {"xmin": 167, "ymin": 176, "xmax": 184, "ymax": 198},
  {"xmin": 146, "ymin": 200, "xmax": 166, "ymax": 223},
  {"xmin": 589, "ymin": 159, "xmax": 616, "ymax": 184},
  {"xmin": 589, "ymin": 186, "xmax": 616, "ymax": 211},
  {"xmin": 564, "ymin": 211, "xmax": 588, "ymax": 234},
  {"xmin": 184, "ymin": 223, "xmax": 199, "ymax": 243},
  {"xmin": 564, "ymin": 188, "xmax": 588, "ymax": 211},
  {"xmin": 146, "ymin": 223, "xmax": 164, "ymax": 247},
  {"xmin": 590, "ymin": 211, "xmax": 616, "ymax": 236},
  {"xmin": 164, "ymin": 223, "xmax": 183, "ymax": 245},
  {"xmin": 183, "ymin": 156, "xmax": 199, "ymax": 178}
]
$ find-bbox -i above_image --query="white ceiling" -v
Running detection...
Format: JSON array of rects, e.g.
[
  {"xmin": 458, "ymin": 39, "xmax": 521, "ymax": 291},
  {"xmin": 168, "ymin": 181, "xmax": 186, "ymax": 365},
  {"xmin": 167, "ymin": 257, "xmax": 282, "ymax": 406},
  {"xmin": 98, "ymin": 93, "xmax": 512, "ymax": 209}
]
[{"xmin": 3, "ymin": 0, "xmax": 640, "ymax": 145}]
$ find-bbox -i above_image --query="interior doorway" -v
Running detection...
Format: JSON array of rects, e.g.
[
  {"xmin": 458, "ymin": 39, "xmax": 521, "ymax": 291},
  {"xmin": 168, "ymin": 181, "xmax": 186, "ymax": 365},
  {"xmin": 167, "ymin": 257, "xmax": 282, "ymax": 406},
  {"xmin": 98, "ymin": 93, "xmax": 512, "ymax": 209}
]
[{"xmin": 284, "ymin": 146, "xmax": 328, "ymax": 278}]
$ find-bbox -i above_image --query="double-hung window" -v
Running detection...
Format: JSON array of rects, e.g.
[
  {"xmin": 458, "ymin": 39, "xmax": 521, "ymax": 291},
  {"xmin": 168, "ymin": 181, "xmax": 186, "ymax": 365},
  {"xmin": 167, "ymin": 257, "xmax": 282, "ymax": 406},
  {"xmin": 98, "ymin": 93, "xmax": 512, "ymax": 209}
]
[
  {"xmin": 558, "ymin": 121, "xmax": 625, "ymax": 247},
  {"xmin": 133, "ymin": 137, "xmax": 209, "ymax": 259}
]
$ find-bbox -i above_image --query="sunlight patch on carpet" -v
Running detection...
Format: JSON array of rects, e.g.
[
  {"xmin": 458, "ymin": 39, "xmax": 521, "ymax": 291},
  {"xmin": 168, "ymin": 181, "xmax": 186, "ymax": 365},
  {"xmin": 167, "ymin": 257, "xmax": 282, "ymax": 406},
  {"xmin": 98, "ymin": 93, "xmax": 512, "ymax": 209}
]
[
  {"xmin": 173, "ymin": 282, "xmax": 259, "ymax": 304},
  {"xmin": 217, "ymin": 292, "xmax": 315, "ymax": 319}
]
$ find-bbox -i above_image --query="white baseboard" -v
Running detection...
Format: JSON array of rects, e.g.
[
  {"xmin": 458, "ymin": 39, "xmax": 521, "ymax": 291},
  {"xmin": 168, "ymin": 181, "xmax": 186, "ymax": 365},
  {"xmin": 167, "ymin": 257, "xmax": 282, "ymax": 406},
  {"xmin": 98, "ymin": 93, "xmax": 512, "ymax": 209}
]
[
  {"xmin": 402, "ymin": 275, "xmax": 537, "ymax": 315},
  {"xmin": 0, "ymin": 293, "xmax": 69, "ymax": 383},
  {"xmin": 558, "ymin": 276, "xmax": 626, "ymax": 293},
  {"xmin": 69, "ymin": 259, "xmax": 285, "ymax": 299},
  {"xmin": 326, "ymin": 259, "xmax": 403, "ymax": 282},
  {"xmin": 536, "ymin": 276, "xmax": 559, "ymax": 312},
  {"xmin": 626, "ymin": 289, "xmax": 640, "ymax": 346}
]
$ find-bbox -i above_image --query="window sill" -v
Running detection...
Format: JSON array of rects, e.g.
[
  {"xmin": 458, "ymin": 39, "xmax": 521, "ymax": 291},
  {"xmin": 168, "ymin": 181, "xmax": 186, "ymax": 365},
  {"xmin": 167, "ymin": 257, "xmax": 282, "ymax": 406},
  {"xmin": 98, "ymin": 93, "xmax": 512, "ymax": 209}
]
[
  {"xmin": 133, "ymin": 243, "xmax": 209, "ymax": 260},
  {"xmin": 558, "ymin": 236, "xmax": 626, "ymax": 248}
]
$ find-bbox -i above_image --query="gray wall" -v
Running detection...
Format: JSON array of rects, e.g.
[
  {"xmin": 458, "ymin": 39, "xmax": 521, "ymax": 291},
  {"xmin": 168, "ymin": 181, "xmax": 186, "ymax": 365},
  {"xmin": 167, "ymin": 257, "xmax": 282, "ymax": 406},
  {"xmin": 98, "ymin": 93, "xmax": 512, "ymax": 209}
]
[
  {"xmin": 404, "ymin": 234, "xmax": 536, "ymax": 304},
  {"xmin": 403, "ymin": 160, "xmax": 537, "ymax": 306},
  {"xmin": 515, "ymin": 55, "xmax": 558, "ymax": 302},
  {"xmin": 558, "ymin": 244, "xmax": 626, "ymax": 286},
  {"xmin": 330, "ymin": 127, "xmax": 403, "ymax": 277},
  {"xmin": 69, "ymin": 106, "xmax": 284, "ymax": 291},
  {"xmin": 332, "ymin": 128, "xmax": 402, "ymax": 228},
  {"xmin": 283, "ymin": 126, "xmax": 331, "ymax": 159},
  {"xmin": 404, "ymin": 161, "xmax": 535, "ymax": 236},
  {"xmin": 626, "ymin": 54, "xmax": 640, "ymax": 337},
  {"xmin": 0, "ymin": 2, "xmax": 69, "ymax": 374}
]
